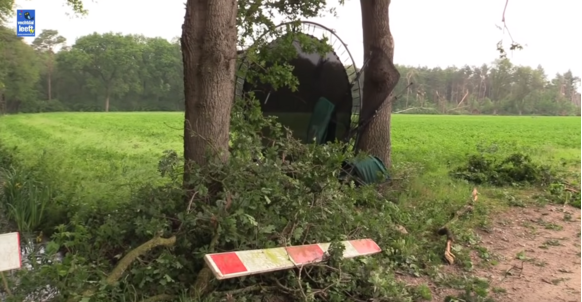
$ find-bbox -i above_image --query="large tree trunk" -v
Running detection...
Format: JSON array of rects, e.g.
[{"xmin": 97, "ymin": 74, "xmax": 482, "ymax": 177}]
[
  {"xmin": 357, "ymin": 0, "xmax": 400, "ymax": 167},
  {"xmin": 181, "ymin": 0, "xmax": 238, "ymax": 182}
]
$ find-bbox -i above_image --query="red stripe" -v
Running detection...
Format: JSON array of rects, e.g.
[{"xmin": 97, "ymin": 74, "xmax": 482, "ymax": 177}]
[
  {"xmin": 17, "ymin": 232, "xmax": 21, "ymax": 268},
  {"xmin": 285, "ymin": 244, "xmax": 324, "ymax": 265},
  {"xmin": 349, "ymin": 239, "xmax": 381, "ymax": 254},
  {"xmin": 209, "ymin": 252, "xmax": 247, "ymax": 275}
]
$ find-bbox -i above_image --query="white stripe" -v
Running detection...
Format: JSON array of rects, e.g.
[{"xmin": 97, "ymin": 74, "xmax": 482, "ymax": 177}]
[
  {"xmin": 0, "ymin": 232, "xmax": 21, "ymax": 272},
  {"xmin": 318, "ymin": 241, "xmax": 361, "ymax": 258},
  {"xmin": 236, "ymin": 247, "xmax": 295, "ymax": 273},
  {"xmin": 203, "ymin": 254, "xmax": 225, "ymax": 279}
]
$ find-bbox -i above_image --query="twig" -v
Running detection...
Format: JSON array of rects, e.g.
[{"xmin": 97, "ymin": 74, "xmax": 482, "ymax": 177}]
[
  {"xmin": 500, "ymin": 0, "xmax": 520, "ymax": 50},
  {"xmin": 272, "ymin": 277, "xmax": 297, "ymax": 293},
  {"xmin": 186, "ymin": 192, "xmax": 197, "ymax": 214},
  {"xmin": 565, "ymin": 187, "xmax": 580, "ymax": 193},
  {"xmin": 215, "ymin": 284, "xmax": 275, "ymax": 296},
  {"xmin": 501, "ymin": 0, "xmax": 509, "ymax": 23},
  {"xmin": 296, "ymin": 265, "xmax": 308, "ymax": 302}
]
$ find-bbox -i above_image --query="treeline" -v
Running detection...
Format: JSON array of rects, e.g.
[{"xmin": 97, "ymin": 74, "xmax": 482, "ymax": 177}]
[
  {"xmin": 1, "ymin": 27, "xmax": 580, "ymax": 115},
  {"xmin": 390, "ymin": 61, "xmax": 581, "ymax": 116},
  {"xmin": 0, "ymin": 28, "xmax": 184, "ymax": 112}
]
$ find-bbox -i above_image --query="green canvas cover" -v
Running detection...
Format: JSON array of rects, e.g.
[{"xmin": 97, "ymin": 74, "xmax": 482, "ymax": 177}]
[
  {"xmin": 349, "ymin": 155, "xmax": 389, "ymax": 184},
  {"xmin": 306, "ymin": 97, "xmax": 335, "ymax": 144}
]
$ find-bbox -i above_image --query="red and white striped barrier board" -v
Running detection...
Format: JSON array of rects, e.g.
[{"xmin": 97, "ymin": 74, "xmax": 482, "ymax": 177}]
[
  {"xmin": 204, "ymin": 238, "xmax": 381, "ymax": 280},
  {"xmin": 0, "ymin": 232, "xmax": 22, "ymax": 272}
]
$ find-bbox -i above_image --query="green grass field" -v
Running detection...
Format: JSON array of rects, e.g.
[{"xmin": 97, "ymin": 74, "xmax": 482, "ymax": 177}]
[
  {"xmin": 0, "ymin": 112, "xmax": 580, "ymax": 205},
  {"xmin": 0, "ymin": 112, "xmax": 580, "ymax": 301}
]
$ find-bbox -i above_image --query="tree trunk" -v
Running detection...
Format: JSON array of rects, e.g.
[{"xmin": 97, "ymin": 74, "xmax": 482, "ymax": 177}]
[
  {"xmin": 105, "ymin": 88, "xmax": 110, "ymax": 112},
  {"xmin": 48, "ymin": 51, "xmax": 53, "ymax": 101},
  {"xmin": 357, "ymin": 0, "xmax": 400, "ymax": 167},
  {"xmin": 48, "ymin": 73, "xmax": 52, "ymax": 101},
  {"xmin": 181, "ymin": 0, "xmax": 238, "ymax": 182},
  {"xmin": 0, "ymin": 92, "xmax": 4, "ymax": 114}
]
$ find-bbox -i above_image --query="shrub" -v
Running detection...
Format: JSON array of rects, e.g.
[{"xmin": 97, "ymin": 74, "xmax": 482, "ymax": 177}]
[{"xmin": 450, "ymin": 153, "xmax": 554, "ymax": 186}]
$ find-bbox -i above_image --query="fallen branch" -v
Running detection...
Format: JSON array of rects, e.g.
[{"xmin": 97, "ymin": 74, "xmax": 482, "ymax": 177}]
[
  {"xmin": 456, "ymin": 90, "xmax": 469, "ymax": 108},
  {"xmin": 214, "ymin": 284, "xmax": 274, "ymax": 296},
  {"xmin": 191, "ymin": 226, "xmax": 222, "ymax": 297},
  {"xmin": 140, "ymin": 294, "xmax": 175, "ymax": 302},
  {"xmin": 448, "ymin": 105, "xmax": 468, "ymax": 112},
  {"xmin": 393, "ymin": 107, "xmax": 437, "ymax": 114},
  {"xmin": 438, "ymin": 188, "xmax": 479, "ymax": 265},
  {"xmin": 565, "ymin": 187, "xmax": 580, "ymax": 193},
  {"xmin": 74, "ymin": 235, "xmax": 177, "ymax": 301},
  {"xmin": 106, "ymin": 236, "xmax": 177, "ymax": 285}
]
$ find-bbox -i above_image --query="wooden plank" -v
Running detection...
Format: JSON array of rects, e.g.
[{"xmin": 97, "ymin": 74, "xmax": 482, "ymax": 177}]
[{"xmin": 204, "ymin": 238, "xmax": 381, "ymax": 280}]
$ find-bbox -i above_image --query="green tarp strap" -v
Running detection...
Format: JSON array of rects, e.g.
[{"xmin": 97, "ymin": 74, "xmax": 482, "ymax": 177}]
[
  {"xmin": 306, "ymin": 97, "xmax": 335, "ymax": 145},
  {"xmin": 348, "ymin": 155, "xmax": 389, "ymax": 184}
]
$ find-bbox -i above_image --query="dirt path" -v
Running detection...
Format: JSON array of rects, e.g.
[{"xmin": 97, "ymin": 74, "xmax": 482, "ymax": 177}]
[
  {"xmin": 472, "ymin": 204, "xmax": 581, "ymax": 302},
  {"xmin": 421, "ymin": 204, "xmax": 582, "ymax": 302}
]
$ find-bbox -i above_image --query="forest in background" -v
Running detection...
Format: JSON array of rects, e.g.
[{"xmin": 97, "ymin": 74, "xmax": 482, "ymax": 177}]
[{"xmin": 1, "ymin": 27, "xmax": 580, "ymax": 116}]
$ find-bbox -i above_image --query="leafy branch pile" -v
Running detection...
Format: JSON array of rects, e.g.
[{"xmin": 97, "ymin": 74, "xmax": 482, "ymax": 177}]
[
  {"xmin": 449, "ymin": 153, "xmax": 554, "ymax": 186},
  {"xmin": 450, "ymin": 152, "xmax": 580, "ymax": 208},
  {"xmin": 3, "ymin": 96, "xmax": 422, "ymax": 302}
]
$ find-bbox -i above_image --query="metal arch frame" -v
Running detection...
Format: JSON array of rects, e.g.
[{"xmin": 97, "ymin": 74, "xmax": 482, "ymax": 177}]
[{"xmin": 234, "ymin": 20, "xmax": 363, "ymax": 131}]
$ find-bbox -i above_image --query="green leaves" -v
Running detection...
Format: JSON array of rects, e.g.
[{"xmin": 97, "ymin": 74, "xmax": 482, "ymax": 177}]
[
  {"xmin": 32, "ymin": 29, "xmax": 67, "ymax": 52},
  {"xmin": 0, "ymin": 26, "xmax": 41, "ymax": 107}
]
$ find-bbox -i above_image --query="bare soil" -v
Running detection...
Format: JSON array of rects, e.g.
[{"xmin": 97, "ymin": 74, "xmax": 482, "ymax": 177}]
[{"xmin": 402, "ymin": 204, "xmax": 582, "ymax": 302}]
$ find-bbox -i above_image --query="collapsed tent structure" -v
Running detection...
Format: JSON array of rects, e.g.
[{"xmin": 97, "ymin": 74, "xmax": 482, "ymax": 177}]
[{"xmin": 235, "ymin": 21, "xmax": 389, "ymax": 185}]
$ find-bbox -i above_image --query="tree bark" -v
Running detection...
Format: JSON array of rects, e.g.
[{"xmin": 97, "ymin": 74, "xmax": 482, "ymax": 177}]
[
  {"xmin": 105, "ymin": 87, "xmax": 110, "ymax": 112},
  {"xmin": 357, "ymin": 0, "xmax": 400, "ymax": 167},
  {"xmin": 181, "ymin": 0, "xmax": 238, "ymax": 182},
  {"xmin": 47, "ymin": 72, "xmax": 52, "ymax": 101},
  {"xmin": 48, "ymin": 51, "xmax": 53, "ymax": 101}
]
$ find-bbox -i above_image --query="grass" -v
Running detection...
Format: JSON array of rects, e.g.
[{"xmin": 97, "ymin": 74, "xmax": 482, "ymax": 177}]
[
  {"xmin": 0, "ymin": 113, "xmax": 579, "ymax": 206},
  {"xmin": 0, "ymin": 112, "xmax": 579, "ymax": 301},
  {"xmin": 0, "ymin": 112, "xmax": 183, "ymax": 204}
]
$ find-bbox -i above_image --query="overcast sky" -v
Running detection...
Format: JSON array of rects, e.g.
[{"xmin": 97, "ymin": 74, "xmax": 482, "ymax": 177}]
[{"xmin": 10, "ymin": 0, "xmax": 582, "ymax": 83}]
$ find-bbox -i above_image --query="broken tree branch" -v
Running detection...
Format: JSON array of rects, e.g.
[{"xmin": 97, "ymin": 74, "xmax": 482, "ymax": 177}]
[
  {"xmin": 73, "ymin": 235, "xmax": 177, "ymax": 301},
  {"xmin": 457, "ymin": 90, "xmax": 469, "ymax": 107},
  {"xmin": 139, "ymin": 294, "xmax": 175, "ymax": 302},
  {"xmin": 106, "ymin": 236, "xmax": 177, "ymax": 285}
]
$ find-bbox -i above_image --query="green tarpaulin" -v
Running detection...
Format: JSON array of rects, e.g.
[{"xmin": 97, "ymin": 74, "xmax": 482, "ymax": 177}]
[
  {"xmin": 306, "ymin": 97, "xmax": 335, "ymax": 144},
  {"xmin": 345, "ymin": 155, "xmax": 389, "ymax": 185}
]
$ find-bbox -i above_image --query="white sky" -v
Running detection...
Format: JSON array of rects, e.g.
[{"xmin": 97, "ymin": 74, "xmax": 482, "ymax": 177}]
[{"xmin": 10, "ymin": 0, "xmax": 582, "ymax": 82}]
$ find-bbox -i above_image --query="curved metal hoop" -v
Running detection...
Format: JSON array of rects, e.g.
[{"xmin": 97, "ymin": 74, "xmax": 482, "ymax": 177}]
[{"xmin": 235, "ymin": 21, "xmax": 362, "ymax": 128}]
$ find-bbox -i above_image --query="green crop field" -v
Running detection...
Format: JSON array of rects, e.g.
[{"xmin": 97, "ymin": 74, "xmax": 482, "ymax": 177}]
[{"xmin": 0, "ymin": 113, "xmax": 580, "ymax": 204}]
